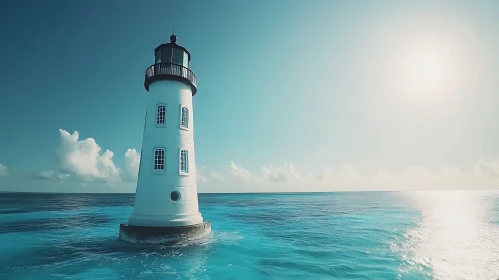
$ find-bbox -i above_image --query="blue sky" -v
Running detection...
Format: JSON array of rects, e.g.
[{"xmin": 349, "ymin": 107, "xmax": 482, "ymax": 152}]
[{"xmin": 1, "ymin": 0, "xmax": 498, "ymax": 193}]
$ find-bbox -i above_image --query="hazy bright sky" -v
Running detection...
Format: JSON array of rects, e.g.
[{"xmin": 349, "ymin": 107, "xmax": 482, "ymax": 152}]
[{"xmin": 1, "ymin": 0, "xmax": 498, "ymax": 193}]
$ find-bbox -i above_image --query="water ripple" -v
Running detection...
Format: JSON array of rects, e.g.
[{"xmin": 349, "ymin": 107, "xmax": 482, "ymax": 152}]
[{"xmin": 0, "ymin": 191, "xmax": 498, "ymax": 279}]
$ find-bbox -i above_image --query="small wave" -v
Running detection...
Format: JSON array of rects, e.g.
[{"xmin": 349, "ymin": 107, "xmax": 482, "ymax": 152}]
[{"xmin": 171, "ymin": 230, "xmax": 244, "ymax": 248}]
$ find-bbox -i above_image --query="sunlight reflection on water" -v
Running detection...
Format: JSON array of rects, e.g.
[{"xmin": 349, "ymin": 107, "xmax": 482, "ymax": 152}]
[
  {"xmin": 401, "ymin": 191, "xmax": 499, "ymax": 280},
  {"xmin": 2, "ymin": 192, "xmax": 499, "ymax": 279}
]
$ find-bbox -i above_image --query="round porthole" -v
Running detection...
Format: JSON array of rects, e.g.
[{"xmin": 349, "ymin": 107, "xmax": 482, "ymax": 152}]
[{"xmin": 170, "ymin": 191, "xmax": 181, "ymax": 202}]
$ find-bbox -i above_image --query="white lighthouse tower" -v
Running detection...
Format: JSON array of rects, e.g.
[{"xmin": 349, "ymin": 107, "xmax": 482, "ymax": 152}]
[{"xmin": 119, "ymin": 34, "xmax": 211, "ymax": 244}]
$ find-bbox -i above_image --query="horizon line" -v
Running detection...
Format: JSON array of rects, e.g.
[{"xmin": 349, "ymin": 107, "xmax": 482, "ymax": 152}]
[{"xmin": 0, "ymin": 189, "xmax": 496, "ymax": 195}]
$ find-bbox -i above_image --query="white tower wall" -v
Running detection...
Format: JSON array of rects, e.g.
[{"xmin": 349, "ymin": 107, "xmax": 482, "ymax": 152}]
[{"xmin": 128, "ymin": 80, "xmax": 203, "ymax": 227}]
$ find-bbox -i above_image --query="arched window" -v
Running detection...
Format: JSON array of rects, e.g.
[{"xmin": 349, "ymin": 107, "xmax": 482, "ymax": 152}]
[
  {"xmin": 156, "ymin": 105, "xmax": 166, "ymax": 125},
  {"xmin": 181, "ymin": 107, "xmax": 189, "ymax": 129},
  {"xmin": 154, "ymin": 148, "xmax": 165, "ymax": 170},
  {"xmin": 180, "ymin": 150, "xmax": 189, "ymax": 173}
]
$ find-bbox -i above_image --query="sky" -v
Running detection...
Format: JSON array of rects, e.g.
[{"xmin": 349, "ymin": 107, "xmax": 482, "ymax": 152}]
[{"xmin": 0, "ymin": 0, "xmax": 498, "ymax": 193}]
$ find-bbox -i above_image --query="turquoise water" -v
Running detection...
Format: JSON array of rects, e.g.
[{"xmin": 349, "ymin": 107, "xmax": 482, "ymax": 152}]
[{"xmin": 1, "ymin": 191, "xmax": 498, "ymax": 279}]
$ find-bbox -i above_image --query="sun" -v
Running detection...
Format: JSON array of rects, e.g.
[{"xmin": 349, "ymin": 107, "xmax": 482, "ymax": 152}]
[
  {"xmin": 406, "ymin": 46, "xmax": 448, "ymax": 93},
  {"xmin": 389, "ymin": 35, "xmax": 461, "ymax": 101}
]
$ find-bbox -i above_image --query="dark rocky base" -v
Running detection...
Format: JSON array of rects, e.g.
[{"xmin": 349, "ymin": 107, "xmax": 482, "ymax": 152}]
[{"xmin": 119, "ymin": 221, "xmax": 211, "ymax": 245}]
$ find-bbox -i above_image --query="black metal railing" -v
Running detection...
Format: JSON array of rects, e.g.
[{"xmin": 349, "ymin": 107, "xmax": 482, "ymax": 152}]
[{"xmin": 144, "ymin": 63, "xmax": 197, "ymax": 93}]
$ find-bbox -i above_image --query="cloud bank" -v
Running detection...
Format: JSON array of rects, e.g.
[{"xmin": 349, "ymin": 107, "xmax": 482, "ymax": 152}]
[
  {"xmin": 17, "ymin": 129, "xmax": 499, "ymax": 193},
  {"xmin": 32, "ymin": 170, "xmax": 70, "ymax": 181},
  {"xmin": 228, "ymin": 161, "xmax": 259, "ymax": 184},
  {"xmin": 223, "ymin": 161, "xmax": 499, "ymax": 192}
]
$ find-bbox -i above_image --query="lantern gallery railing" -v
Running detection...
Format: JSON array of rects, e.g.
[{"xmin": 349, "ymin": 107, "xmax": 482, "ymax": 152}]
[{"xmin": 144, "ymin": 63, "xmax": 197, "ymax": 95}]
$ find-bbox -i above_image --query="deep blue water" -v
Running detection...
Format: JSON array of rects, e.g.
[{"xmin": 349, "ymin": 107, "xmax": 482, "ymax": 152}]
[{"xmin": 1, "ymin": 191, "xmax": 499, "ymax": 280}]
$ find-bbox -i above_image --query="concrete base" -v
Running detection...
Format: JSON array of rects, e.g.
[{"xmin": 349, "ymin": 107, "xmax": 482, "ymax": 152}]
[{"xmin": 119, "ymin": 221, "xmax": 211, "ymax": 245}]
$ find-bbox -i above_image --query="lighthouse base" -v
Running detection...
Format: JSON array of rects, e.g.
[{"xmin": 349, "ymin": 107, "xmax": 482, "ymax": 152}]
[{"xmin": 119, "ymin": 221, "xmax": 211, "ymax": 245}]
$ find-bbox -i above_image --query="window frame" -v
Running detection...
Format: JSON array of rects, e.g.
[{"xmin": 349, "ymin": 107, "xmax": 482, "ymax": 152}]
[
  {"xmin": 156, "ymin": 104, "xmax": 167, "ymax": 127},
  {"xmin": 155, "ymin": 50, "xmax": 162, "ymax": 64},
  {"xmin": 153, "ymin": 147, "xmax": 166, "ymax": 174},
  {"xmin": 180, "ymin": 106, "xmax": 189, "ymax": 130},
  {"xmin": 172, "ymin": 48, "xmax": 185, "ymax": 66},
  {"xmin": 179, "ymin": 149, "xmax": 189, "ymax": 175}
]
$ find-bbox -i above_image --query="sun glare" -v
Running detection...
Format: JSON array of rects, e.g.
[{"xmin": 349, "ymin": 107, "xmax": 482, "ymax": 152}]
[
  {"xmin": 400, "ymin": 191, "xmax": 499, "ymax": 279},
  {"xmin": 390, "ymin": 35, "xmax": 462, "ymax": 101}
]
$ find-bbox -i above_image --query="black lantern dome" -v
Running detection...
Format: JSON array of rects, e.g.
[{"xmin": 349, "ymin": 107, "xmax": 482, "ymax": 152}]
[{"xmin": 144, "ymin": 35, "xmax": 197, "ymax": 95}]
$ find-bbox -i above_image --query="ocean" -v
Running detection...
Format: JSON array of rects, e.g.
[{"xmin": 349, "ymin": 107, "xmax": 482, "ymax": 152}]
[{"xmin": 0, "ymin": 191, "xmax": 498, "ymax": 280}]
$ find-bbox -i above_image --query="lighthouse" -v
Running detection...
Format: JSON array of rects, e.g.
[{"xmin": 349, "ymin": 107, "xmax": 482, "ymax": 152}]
[{"xmin": 119, "ymin": 34, "xmax": 211, "ymax": 244}]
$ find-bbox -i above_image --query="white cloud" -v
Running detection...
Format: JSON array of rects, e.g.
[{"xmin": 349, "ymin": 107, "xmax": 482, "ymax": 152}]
[
  {"xmin": 35, "ymin": 128, "xmax": 499, "ymax": 192},
  {"xmin": 475, "ymin": 160, "xmax": 499, "ymax": 177},
  {"xmin": 58, "ymin": 129, "xmax": 120, "ymax": 182},
  {"xmin": 195, "ymin": 168, "xmax": 225, "ymax": 184},
  {"xmin": 33, "ymin": 170, "xmax": 70, "ymax": 181},
  {"xmin": 211, "ymin": 159, "xmax": 499, "ymax": 192},
  {"xmin": 198, "ymin": 173, "xmax": 208, "ymax": 183},
  {"xmin": 0, "ymin": 163, "xmax": 7, "ymax": 176},
  {"xmin": 228, "ymin": 162, "xmax": 301, "ymax": 184},
  {"xmin": 310, "ymin": 164, "xmax": 363, "ymax": 186},
  {"xmin": 228, "ymin": 161, "xmax": 259, "ymax": 184},
  {"xmin": 261, "ymin": 163, "xmax": 301, "ymax": 183},
  {"xmin": 210, "ymin": 172, "xmax": 225, "ymax": 181},
  {"xmin": 195, "ymin": 166, "xmax": 208, "ymax": 183},
  {"xmin": 125, "ymin": 149, "xmax": 141, "ymax": 179},
  {"xmin": 300, "ymin": 161, "xmax": 499, "ymax": 191}
]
